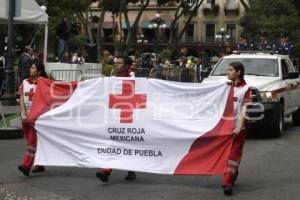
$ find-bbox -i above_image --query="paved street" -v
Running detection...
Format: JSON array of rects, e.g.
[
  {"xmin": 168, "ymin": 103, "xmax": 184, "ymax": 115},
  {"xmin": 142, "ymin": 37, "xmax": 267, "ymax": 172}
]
[{"xmin": 0, "ymin": 118, "xmax": 300, "ymax": 200}]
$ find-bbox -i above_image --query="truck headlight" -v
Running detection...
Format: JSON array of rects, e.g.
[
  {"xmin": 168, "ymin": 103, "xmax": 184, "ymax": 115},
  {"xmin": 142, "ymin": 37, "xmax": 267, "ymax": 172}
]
[{"xmin": 260, "ymin": 91, "xmax": 278, "ymax": 102}]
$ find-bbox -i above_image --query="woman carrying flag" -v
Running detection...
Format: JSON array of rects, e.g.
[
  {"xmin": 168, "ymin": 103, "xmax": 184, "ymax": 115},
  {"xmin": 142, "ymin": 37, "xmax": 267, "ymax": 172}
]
[
  {"xmin": 223, "ymin": 62, "xmax": 251, "ymax": 195},
  {"xmin": 18, "ymin": 60, "xmax": 47, "ymax": 176}
]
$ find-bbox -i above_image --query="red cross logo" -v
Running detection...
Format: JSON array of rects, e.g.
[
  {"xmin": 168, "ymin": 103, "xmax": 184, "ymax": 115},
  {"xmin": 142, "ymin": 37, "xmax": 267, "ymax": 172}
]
[
  {"xmin": 25, "ymin": 88, "xmax": 35, "ymax": 101},
  {"xmin": 109, "ymin": 80, "xmax": 147, "ymax": 123}
]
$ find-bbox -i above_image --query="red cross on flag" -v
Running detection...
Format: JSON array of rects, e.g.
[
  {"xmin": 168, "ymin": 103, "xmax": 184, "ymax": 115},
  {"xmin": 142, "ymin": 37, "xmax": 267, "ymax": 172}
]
[
  {"xmin": 109, "ymin": 80, "xmax": 147, "ymax": 123},
  {"xmin": 29, "ymin": 77, "xmax": 234, "ymax": 175}
]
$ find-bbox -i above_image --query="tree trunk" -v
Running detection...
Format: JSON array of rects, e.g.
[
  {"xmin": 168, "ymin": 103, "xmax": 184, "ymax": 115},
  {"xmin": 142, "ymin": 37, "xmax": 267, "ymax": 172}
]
[
  {"xmin": 168, "ymin": 2, "xmax": 184, "ymax": 48},
  {"xmin": 112, "ymin": 13, "xmax": 116, "ymax": 50},
  {"xmin": 175, "ymin": 0, "xmax": 204, "ymax": 47},
  {"xmin": 240, "ymin": 0, "xmax": 250, "ymax": 11},
  {"xmin": 119, "ymin": 1, "xmax": 125, "ymax": 45},
  {"xmin": 84, "ymin": 10, "xmax": 95, "ymax": 44},
  {"xmin": 97, "ymin": 6, "xmax": 106, "ymax": 61},
  {"xmin": 123, "ymin": 7, "xmax": 132, "ymax": 52},
  {"xmin": 125, "ymin": 0, "xmax": 150, "ymax": 46}
]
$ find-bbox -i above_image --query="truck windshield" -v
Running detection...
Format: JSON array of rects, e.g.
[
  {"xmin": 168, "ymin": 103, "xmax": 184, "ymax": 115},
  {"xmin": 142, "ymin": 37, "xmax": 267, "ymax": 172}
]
[{"xmin": 211, "ymin": 58, "xmax": 279, "ymax": 77}]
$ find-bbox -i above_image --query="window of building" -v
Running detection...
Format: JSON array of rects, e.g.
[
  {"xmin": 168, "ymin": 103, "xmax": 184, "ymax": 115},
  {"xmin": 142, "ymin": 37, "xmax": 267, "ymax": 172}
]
[
  {"xmin": 206, "ymin": 0, "xmax": 216, "ymax": 8},
  {"xmin": 206, "ymin": 23, "xmax": 215, "ymax": 42},
  {"xmin": 185, "ymin": 23, "xmax": 195, "ymax": 43},
  {"xmin": 226, "ymin": 0, "xmax": 236, "ymax": 5},
  {"xmin": 226, "ymin": 24, "xmax": 236, "ymax": 43},
  {"xmin": 225, "ymin": 0, "xmax": 238, "ymax": 9}
]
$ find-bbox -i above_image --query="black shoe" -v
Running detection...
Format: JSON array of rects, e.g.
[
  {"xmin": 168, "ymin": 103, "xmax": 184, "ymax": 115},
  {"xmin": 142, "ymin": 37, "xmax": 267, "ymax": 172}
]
[
  {"xmin": 125, "ymin": 171, "xmax": 136, "ymax": 181},
  {"xmin": 96, "ymin": 171, "xmax": 110, "ymax": 183},
  {"xmin": 223, "ymin": 186, "xmax": 233, "ymax": 195},
  {"xmin": 18, "ymin": 165, "xmax": 30, "ymax": 176},
  {"xmin": 31, "ymin": 165, "xmax": 46, "ymax": 173}
]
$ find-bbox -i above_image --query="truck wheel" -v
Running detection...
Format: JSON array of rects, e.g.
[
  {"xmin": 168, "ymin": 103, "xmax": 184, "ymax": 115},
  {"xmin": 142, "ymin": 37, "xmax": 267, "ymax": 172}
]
[
  {"xmin": 269, "ymin": 103, "xmax": 284, "ymax": 138},
  {"xmin": 292, "ymin": 107, "xmax": 300, "ymax": 126}
]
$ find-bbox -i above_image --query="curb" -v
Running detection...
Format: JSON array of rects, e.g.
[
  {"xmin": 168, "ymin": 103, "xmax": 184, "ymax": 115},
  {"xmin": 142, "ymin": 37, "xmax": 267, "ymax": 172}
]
[{"xmin": 0, "ymin": 127, "xmax": 23, "ymax": 139}]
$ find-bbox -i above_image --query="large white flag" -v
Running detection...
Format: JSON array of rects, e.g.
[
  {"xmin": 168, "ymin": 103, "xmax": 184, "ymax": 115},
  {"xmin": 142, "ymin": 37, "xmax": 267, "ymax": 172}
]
[{"xmin": 29, "ymin": 77, "xmax": 234, "ymax": 175}]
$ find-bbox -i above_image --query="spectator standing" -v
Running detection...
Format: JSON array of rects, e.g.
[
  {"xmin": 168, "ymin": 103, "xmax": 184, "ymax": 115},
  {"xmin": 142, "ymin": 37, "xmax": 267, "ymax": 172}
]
[
  {"xmin": 276, "ymin": 32, "xmax": 293, "ymax": 56},
  {"xmin": 56, "ymin": 17, "xmax": 70, "ymax": 62},
  {"xmin": 256, "ymin": 32, "xmax": 274, "ymax": 51},
  {"xmin": 18, "ymin": 46, "xmax": 34, "ymax": 83},
  {"xmin": 237, "ymin": 34, "xmax": 254, "ymax": 51}
]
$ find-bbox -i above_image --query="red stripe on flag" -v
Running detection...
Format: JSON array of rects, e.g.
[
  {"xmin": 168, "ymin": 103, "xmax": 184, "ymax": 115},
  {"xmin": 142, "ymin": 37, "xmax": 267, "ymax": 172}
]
[
  {"xmin": 174, "ymin": 86, "xmax": 234, "ymax": 175},
  {"xmin": 28, "ymin": 78, "xmax": 78, "ymax": 124}
]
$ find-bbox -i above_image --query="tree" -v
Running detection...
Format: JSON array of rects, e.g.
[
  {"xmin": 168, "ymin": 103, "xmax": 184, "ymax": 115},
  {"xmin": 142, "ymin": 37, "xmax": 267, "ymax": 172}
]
[
  {"xmin": 124, "ymin": 0, "xmax": 150, "ymax": 46},
  {"xmin": 240, "ymin": 0, "xmax": 300, "ymax": 57},
  {"xmin": 240, "ymin": 0, "xmax": 299, "ymax": 36},
  {"xmin": 96, "ymin": 0, "xmax": 149, "ymax": 60},
  {"xmin": 159, "ymin": 0, "xmax": 204, "ymax": 49},
  {"xmin": 45, "ymin": 0, "xmax": 91, "ymax": 36},
  {"xmin": 38, "ymin": 0, "xmax": 91, "ymax": 60},
  {"xmin": 239, "ymin": 0, "xmax": 250, "ymax": 11}
]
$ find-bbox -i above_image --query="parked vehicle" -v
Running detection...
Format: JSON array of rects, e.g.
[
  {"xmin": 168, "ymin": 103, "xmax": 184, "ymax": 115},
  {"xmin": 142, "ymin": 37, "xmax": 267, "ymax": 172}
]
[{"xmin": 203, "ymin": 52, "xmax": 300, "ymax": 137}]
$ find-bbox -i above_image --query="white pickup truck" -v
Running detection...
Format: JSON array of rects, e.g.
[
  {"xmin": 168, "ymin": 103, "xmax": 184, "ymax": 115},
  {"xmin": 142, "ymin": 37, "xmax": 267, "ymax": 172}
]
[{"xmin": 203, "ymin": 52, "xmax": 300, "ymax": 137}]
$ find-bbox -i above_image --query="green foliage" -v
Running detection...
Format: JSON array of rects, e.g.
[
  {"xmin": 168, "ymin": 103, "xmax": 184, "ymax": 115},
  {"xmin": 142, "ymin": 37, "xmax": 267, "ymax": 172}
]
[
  {"xmin": 160, "ymin": 49, "xmax": 173, "ymax": 61},
  {"xmin": 0, "ymin": 113, "xmax": 19, "ymax": 128},
  {"xmin": 99, "ymin": 0, "xmax": 139, "ymax": 14},
  {"xmin": 44, "ymin": 0, "xmax": 91, "ymax": 36},
  {"xmin": 240, "ymin": 0, "xmax": 300, "ymax": 57},
  {"xmin": 114, "ymin": 43, "xmax": 131, "ymax": 56},
  {"xmin": 241, "ymin": 0, "xmax": 299, "ymax": 37},
  {"xmin": 68, "ymin": 35, "xmax": 88, "ymax": 54},
  {"xmin": 102, "ymin": 64, "xmax": 114, "ymax": 76},
  {"xmin": 90, "ymin": 15, "xmax": 100, "ymax": 23}
]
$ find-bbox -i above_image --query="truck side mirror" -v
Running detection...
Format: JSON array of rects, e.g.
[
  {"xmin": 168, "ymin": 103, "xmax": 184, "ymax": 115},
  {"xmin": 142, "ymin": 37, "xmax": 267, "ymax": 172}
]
[{"xmin": 284, "ymin": 72, "xmax": 299, "ymax": 79}]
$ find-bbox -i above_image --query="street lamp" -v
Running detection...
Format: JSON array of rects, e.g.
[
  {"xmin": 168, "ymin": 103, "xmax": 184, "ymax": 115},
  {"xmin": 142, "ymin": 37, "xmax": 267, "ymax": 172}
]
[
  {"xmin": 215, "ymin": 27, "xmax": 230, "ymax": 55},
  {"xmin": 148, "ymin": 13, "xmax": 167, "ymax": 65},
  {"xmin": 137, "ymin": 35, "xmax": 148, "ymax": 44},
  {"xmin": 2, "ymin": 0, "xmax": 16, "ymax": 105}
]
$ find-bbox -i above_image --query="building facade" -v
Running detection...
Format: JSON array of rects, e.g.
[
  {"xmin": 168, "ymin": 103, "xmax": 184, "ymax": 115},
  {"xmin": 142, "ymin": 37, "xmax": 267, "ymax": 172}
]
[
  {"xmin": 89, "ymin": 0, "xmax": 249, "ymax": 55},
  {"xmin": 180, "ymin": 0, "xmax": 247, "ymax": 43}
]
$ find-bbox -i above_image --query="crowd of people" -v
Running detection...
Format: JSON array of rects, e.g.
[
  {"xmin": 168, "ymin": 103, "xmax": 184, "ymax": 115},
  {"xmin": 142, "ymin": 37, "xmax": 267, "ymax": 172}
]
[{"xmin": 237, "ymin": 31, "xmax": 294, "ymax": 56}]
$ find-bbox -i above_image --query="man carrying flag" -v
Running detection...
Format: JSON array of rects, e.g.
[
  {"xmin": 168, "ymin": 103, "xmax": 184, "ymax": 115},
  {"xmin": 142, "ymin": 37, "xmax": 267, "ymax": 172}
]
[{"xmin": 96, "ymin": 56, "xmax": 137, "ymax": 182}]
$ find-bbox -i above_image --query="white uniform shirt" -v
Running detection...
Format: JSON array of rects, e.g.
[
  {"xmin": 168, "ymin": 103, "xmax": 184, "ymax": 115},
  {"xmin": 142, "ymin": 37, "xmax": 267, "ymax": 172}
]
[
  {"xmin": 233, "ymin": 82, "xmax": 251, "ymax": 129},
  {"xmin": 20, "ymin": 78, "xmax": 38, "ymax": 113}
]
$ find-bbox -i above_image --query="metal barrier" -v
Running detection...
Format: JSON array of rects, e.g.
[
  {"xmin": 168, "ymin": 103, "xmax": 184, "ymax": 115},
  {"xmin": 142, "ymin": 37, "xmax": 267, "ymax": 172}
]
[
  {"xmin": 180, "ymin": 68, "xmax": 199, "ymax": 83},
  {"xmin": 135, "ymin": 68, "xmax": 151, "ymax": 77},
  {"xmin": 57, "ymin": 65, "xmax": 205, "ymax": 83},
  {"xmin": 164, "ymin": 67, "xmax": 181, "ymax": 81},
  {"xmin": 51, "ymin": 70, "xmax": 83, "ymax": 82},
  {"xmin": 149, "ymin": 67, "xmax": 164, "ymax": 79},
  {"xmin": 84, "ymin": 69, "xmax": 103, "ymax": 80}
]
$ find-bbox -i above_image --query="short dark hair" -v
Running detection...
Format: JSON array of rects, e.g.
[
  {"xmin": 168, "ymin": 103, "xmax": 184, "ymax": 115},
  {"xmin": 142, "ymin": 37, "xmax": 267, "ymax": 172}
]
[
  {"xmin": 118, "ymin": 56, "xmax": 132, "ymax": 66},
  {"xmin": 280, "ymin": 32, "xmax": 288, "ymax": 38},
  {"xmin": 240, "ymin": 33, "xmax": 248, "ymax": 40},
  {"xmin": 260, "ymin": 31, "xmax": 268, "ymax": 37},
  {"xmin": 229, "ymin": 62, "xmax": 245, "ymax": 81}
]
